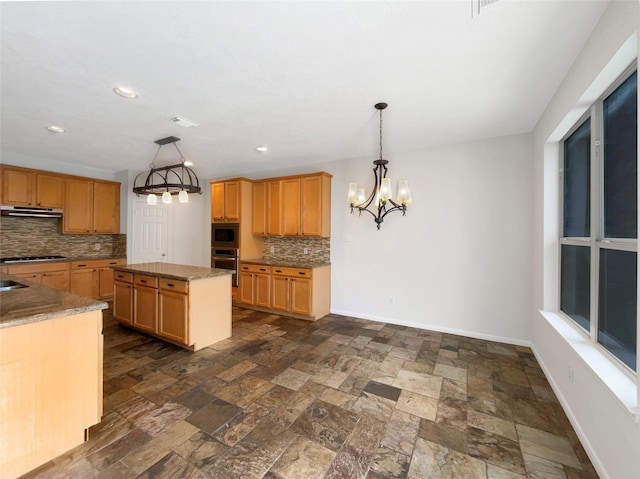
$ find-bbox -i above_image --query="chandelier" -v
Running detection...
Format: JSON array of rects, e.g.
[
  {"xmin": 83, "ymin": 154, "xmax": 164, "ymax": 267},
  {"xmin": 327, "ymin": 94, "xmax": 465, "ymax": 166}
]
[
  {"xmin": 347, "ymin": 102, "xmax": 412, "ymax": 229},
  {"xmin": 133, "ymin": 136, "xmax": 202, "ymax": 205}
]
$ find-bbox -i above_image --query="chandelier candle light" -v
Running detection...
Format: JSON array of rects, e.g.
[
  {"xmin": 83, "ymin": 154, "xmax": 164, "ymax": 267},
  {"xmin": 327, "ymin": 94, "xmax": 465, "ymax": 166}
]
[
  {"xmin": 133, "ymin": 136, "xmax": 202, "ymax": 205},
  {"xmin": 347, "ymin": 102, "xmax": 412, "ymax": 229}
]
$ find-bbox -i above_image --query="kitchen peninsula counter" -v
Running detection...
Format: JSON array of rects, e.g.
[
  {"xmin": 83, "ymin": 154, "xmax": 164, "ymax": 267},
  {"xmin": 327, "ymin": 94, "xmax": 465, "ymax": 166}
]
[
  {"xmin": 0, "ymin": 274, "xmax": 105, "ymax": 478},
  {"xmin": 110, "ymin": 262, "xmax": 233, "ymax": 351},
  {"xmin": 0, "ymin": 272, "xmax": 107, "ymax": 328}
]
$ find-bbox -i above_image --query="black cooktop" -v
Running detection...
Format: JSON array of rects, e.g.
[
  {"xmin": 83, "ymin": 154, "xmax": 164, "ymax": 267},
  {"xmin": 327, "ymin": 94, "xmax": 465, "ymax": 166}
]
[{"xmin": 0, "ymin": 255, "xmax": 67, "ymax": 264}]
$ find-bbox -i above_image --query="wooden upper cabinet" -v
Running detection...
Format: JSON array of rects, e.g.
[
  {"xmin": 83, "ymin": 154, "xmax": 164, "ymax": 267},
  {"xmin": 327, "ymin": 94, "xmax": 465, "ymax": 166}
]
[
  {"xmin": 267, "ymin": 180, "xmax": 282, "ymax": 235},
  {"xmin": 2, "ymin": 166, "xmax": 35, "ymax": 206},
  {"xmin": 252, "ymin": 181, "xmax": 267, "ymax": 235},
  {"xmin": 211, "ymin": 180, "xmax": 241, "ymax": 222},
  {"xmin": 64, "ymin": 178, "xmax": 93, "ymax": 233},
  {"xmin": 1, "ymin": 166, "xmax": 65, "ymax": 208},
  {"xmin": 224, "ymin": 181, "xmax": 240, "ymax": 221},
  {"xmin": 36, "ymin": 173, "xmax": 64, "ymax": 208},
  {"xmin": 211, "ymin": 182, "xmax": 225, "ymax": 221},
  {"xmin": 282, "ymin": 178, "xmax": 301, "ymax": 236},
  {"xmin": 251, "ymin": 172, "xmax": 331, "ymax": 238},
  {"xmin": 64, "ymin": 178, "xmax": 119, "ymax": 234},
  {"xmin": 93, "ymin": 181, "xmax": 120, "ymax": 233},
  {"xmin": 301, "ymin": 174, "xmax": 331, "ymax": 237}
]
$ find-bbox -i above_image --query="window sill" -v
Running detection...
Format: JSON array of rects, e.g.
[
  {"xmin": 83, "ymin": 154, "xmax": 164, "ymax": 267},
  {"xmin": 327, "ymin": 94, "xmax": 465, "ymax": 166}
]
[{"xmin": 539, "ymin": 310, "xmax": 638, "ymax": 421}]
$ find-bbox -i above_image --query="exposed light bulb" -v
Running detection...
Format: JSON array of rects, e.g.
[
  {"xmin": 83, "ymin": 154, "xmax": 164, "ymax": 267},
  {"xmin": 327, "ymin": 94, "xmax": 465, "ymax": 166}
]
[
  {"xmin": 379, "ymin": 178, "xmax": 392, "ymax": 201},
  {"xmin": 147, "ymin": 194, "xmax": 158, "ymax": 205},
  {"xmin": 162, "ymin": 191, "xmax": 172, "ymax": 204},
  {"xmin": 183, "ymin": 159, "xmax": 194, "ymax": 167},
  {"xmin": 256, "ymin": 146, "xmax": 268, "ymax": 152},
  {"xmin": 47, "ymin": 125, "xmax": 65, "ymax": 133},
  {"xmin": 178, "ymin": 190, "xmax": 189, "ymax": 203}
]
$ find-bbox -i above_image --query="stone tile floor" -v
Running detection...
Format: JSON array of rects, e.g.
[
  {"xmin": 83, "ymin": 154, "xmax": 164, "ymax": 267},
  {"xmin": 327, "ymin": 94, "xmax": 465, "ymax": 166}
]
[{"xmin": 20, "ymin": 307, "xmax": 598, "ymax": 479}]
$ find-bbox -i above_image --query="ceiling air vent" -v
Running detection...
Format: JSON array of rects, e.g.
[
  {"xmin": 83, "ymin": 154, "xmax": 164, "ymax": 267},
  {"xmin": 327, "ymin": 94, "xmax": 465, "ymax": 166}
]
[{"xmin": 170, "ymin": 116, "xmax": 200, "ymax": 128}]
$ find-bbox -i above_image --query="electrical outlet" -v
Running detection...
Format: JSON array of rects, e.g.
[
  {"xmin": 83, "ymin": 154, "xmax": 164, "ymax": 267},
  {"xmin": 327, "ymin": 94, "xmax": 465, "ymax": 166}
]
[
  {"xmin": 388, "ymin": 296, "xmax": 395, "ymax": 305},
  {"xmin": 568, "ymin": 365, "xmax": 573, "ymax": 382},
  {"xmin": 303, "ymin": 247, "xmax": 308, "ymax": 255},
  {"xmin": 94, "ymin": 243, "xmax": 101, "ymax": 251},
  {"xmin": 270, "ymin": 246, "xmax": 275, "ymax": 253}
]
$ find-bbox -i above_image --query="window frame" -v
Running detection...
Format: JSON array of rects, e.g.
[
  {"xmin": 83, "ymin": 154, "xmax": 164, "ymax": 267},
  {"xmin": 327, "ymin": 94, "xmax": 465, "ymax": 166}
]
[{"xmin": 559, "ymin": 64, "xmax": 638, "ymax": 378}]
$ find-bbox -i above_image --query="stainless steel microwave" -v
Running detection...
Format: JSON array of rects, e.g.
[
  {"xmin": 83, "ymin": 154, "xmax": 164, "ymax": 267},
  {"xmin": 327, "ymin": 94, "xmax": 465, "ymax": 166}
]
[{"xmin": 211, "ymin": 223, "xmax": 239, "ymax": 247}]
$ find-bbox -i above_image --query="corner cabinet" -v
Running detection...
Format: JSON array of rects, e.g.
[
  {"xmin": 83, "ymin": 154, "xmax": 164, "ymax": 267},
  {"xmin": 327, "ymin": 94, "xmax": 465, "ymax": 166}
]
[
  {"xmin": 70, "ymin": 258, "xmax": 125, "ymax": 299},
  {"xmin": 64, "ymin": 178, "xmax": 120, "ymax": 234},
  {"xmin": 252, "ymin": 172, "xmax": 331, "ymax": 237},
  {"xmin": 238, "ymin": 262, "xmax": 331, "ymax": 320}
]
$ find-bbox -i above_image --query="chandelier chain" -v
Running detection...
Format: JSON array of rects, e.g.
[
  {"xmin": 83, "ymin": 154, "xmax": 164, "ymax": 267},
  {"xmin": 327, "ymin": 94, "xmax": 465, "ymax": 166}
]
[{"xmin": 379, "ymin": 108, "xmax": 383, "ymax": 161}]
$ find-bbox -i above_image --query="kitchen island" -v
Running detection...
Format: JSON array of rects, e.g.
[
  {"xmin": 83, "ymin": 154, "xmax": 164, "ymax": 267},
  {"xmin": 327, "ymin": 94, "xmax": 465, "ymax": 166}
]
[
  {"xmin": 111, "ymin": 262, "xmax": 233, "ymax": 351},
  {"xmin": 0, "ymin": 273, "xmax": 107, "ymax": 479}
]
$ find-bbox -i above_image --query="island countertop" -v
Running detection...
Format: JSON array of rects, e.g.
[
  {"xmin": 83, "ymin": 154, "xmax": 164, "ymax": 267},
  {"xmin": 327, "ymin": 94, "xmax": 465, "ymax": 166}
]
[
  {"xmin": 111, "ymin": 262, "xmax": 234, "ymax": 281},
  {"xmin": 0, "ymin": 273, "xmax": 108, "ymax": 329}
]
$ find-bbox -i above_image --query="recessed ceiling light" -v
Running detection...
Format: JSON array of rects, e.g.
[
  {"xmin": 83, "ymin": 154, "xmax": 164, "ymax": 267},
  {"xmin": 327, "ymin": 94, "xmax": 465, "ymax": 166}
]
[
  {"xmin": 113, "ymin": 86, "xmax": 138, "ymax": 99},
  {"xmin": 47, "ymin": 125, "xmax": 65, "ymax": 133},
  {"xmin": 170, "ymin": 116, "xmax": 200, "ymax": 128},
  {"xmin": 256, "ymin": 146, "xmax": 268, "ymax": 152}
]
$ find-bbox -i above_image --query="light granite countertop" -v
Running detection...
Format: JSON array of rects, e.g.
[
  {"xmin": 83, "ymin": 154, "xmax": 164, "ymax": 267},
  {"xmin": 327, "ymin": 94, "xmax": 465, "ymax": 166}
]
[
  {"xmin": 111, "ymin": 262, "xmax": 234, "ymax": 281},
  {"xmin": 241, "ymin": 258, "xmax": 331, "ymax": 269},
  {"xmin": 0, "ymin": 273, "xmax": 108, "ymax": 329}
]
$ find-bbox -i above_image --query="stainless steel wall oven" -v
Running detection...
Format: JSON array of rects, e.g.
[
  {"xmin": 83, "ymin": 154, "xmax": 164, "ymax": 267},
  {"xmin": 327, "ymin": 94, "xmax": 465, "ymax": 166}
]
[{"xmin": 211, "ymin": 223, "xmax": 240, "ymax": 286}]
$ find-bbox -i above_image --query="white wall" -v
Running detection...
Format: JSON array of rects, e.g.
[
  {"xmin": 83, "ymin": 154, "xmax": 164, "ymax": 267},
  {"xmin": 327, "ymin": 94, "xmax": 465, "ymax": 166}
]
[
  {"xmin": 324, "ymin": 134, "xmax": 533, "ymax": 343},
  {"xmin": 531, "ymin": 1, "xmax": 639, "ymax": 478}
]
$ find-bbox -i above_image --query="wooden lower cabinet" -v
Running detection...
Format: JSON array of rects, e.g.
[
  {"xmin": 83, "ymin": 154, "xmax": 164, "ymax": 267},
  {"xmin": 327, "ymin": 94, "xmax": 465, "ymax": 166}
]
[
  {"xmin": 133, "ymin": 284, "xmax": 158, "ymax": 335},
  {"xmin": 159, "ymin": 289, "xmax": 188, "ymax": 344},
  {"xmin": 239, "ymin": 264, "xmax": 271, "ymax": 308},
  {"xmin": 4, "ymin": 262, "xmax": 70, "ymax": 292},
  {"xmin": 270, "ymin": 275, "xmax": 311, "ymax": 316},
  {"xmin": 239, "ymin": 263, "xmax": 330, "ymax": 320},
  {"xmin": 113, "ymin": 281, "xmax": 133, "ymax": 324},
  {"xmin": 70, "ymin": 258, "xmax": 124, "ymax": 299}
]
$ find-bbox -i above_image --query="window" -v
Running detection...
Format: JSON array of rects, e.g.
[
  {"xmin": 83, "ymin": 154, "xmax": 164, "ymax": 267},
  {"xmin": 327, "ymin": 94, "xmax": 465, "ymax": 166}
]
[{"xmin": 560, "ymin": 68, "xmax": 637, "ymax": 372}]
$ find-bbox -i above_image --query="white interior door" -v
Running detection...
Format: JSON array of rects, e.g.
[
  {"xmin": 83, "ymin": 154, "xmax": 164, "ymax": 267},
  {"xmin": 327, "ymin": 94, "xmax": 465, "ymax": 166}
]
[{"xmin": 132, "ymin": 200, "xmax": 170, "ymax": 263}]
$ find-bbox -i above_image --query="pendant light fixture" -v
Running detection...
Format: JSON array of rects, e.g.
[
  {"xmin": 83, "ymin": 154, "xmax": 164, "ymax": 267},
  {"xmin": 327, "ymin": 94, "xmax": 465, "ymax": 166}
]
[
  {"xmin": 347, "ymin": 102, "xmax": 412, "ymax": 229},
  {"xmin": 133, "ymin": 136, "xmax": 202, "ymax": 204}
]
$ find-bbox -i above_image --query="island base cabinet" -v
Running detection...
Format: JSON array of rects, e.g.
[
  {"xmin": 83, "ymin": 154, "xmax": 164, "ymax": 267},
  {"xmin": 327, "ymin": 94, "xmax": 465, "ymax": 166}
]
[
  {"xmin": 113, "ymin": 281, "xmax": 133, "ymax": 324},
  {"xmin": 133, "ymin": 285, "xmax": 158, "ymax": 334},
  {"xmin": 159, "ymin": 289, "xmax": 188, "ymax": 345},
  {"xmin": 112, "ymin": 266, "xmax": 232, "ymax": 351},
  {"xmin": 0, "ymin": 311, "xmax": 103, "ymax": 479}
]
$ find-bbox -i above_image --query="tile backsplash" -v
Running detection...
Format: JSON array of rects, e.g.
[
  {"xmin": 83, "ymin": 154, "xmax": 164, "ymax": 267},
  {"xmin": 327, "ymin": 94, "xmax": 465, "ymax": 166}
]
[
  {"xmin": 0, "ymin": 217, "xmax": 126, "ymax": 258},
  {"xmin": 262, "ymin": 236, "xmax": 330, "ymax": 263}
]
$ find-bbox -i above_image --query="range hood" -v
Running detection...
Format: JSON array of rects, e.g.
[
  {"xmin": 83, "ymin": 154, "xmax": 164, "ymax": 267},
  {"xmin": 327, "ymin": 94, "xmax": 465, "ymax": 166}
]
[{"xmin": 1, "ymin": 205, "xmax": 63, "ymax": 218}]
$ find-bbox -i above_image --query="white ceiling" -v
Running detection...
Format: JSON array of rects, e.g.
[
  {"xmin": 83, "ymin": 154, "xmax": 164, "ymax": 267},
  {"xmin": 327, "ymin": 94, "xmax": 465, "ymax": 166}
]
[{"xmin": 1, "ymin": 1, "xmax": 609, "ymax": 179}]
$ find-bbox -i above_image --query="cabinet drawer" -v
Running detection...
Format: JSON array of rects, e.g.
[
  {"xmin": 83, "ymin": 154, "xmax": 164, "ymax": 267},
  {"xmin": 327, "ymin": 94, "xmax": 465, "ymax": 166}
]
[
  {"xmin": 113, "ymin": 271, "xmax": 133, "ymax": 283},
  {"xmin": 7, "ymin": 262, "xmax": 69, "ymax": 274},
  {"xmin": 240, "ymin": 263, "xmax": 271, "ymax": 274},
  {"xmin": 159, "ymin": 278, "xmax": 189, "ymax": 293},
  {"xmin": 134, "ymin": 274, "xmax": 159, "ymax": 288},
  {"xmin": 271, "ymin": 267, "xmax": 312, "ymax": 278}
]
